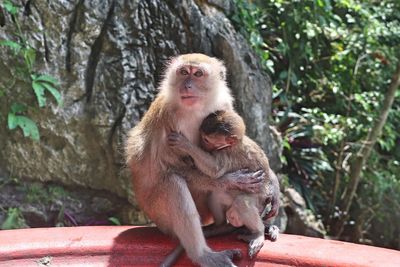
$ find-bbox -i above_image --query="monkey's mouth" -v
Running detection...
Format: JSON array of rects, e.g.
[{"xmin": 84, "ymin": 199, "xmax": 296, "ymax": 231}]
[
  {"xmin": 181, "ymin": 95, "xmax": 198, "ymax": 99},
  {"xmin": 181, "ymin": 95, "xmax": 199, "ymax": 101},
  {"xmin": 181, "ymin": 95, "xmax": 199, "ymax": 105}
]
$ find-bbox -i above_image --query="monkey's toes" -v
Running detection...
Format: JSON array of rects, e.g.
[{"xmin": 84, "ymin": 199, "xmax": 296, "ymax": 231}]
[
  {"xmin": 248, "ymin": 239, "xmax": 264, "ymax": 259},
  {"xmin": 197, "ymin": 250, "xmax": 241, "ymax": 267},
  {"xmin": 222, "ymin": 248, "xmax": 242, "ymax": 260},
  {"xmin": 265, "ymin": 225, "xmax": 280, "ymax": 242}
]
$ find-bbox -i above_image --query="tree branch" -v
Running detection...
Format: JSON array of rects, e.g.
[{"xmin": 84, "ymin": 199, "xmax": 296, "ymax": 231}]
[{"xmin": 332, "ymin": 61, "xmax": 400, "ymax": 237}]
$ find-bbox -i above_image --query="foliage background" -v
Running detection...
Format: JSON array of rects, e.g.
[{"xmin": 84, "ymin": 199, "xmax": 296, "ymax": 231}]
[
  {"xmin": 1, "ymin": 0, "xmax": 399, "ymax": 250},
  {"xmin": 232, "ymin": 0, "xmax": 399, "ymax": 249}
]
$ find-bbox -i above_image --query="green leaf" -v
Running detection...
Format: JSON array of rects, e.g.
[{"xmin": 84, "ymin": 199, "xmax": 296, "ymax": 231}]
[
  {"xmin": 24, "ymin": 47, "xmax": 36, "ymax": 71},
  {"xmin": 31, "ymin": 74, "xmax": 62, "ymax": 106},
  {"xmin": 34, "ymin": 74, "xmax": 59, "ymax": 86},
  {"xmin": 7, "ymin": 112, "xmax": 17, "ymax": 130},
  {"xmin": 1, "ymin": 208, "xmax": 22, "ymax": 230},
  {"xmin": 316, "ymin": 0, "xmax": 324, "ymax": 8},
  {"xmin": 42, "ymin": 82, "xmax": 63, "ymax": 107},
  {"xmin": 10, "ymin": 103, "xmax": 27, "ymax": 113},
  {"xmin": 31, "ymin": 77, "xmax": 62, "ymax": 107},
  {"xmin": 0, "ymin": 40, "xmax": 22, "ymax": 52},
  {"xmin": 8, "ymin": 114, "xmax": 40, "ymax": 141},
  {"xmin": 108, "ymin": 217, "xmax": 121, "ymax": 226},
  {"xmin": 3, "ymin": 0, "xmax": 18, "ymax": 15},
  {"xmin": 32, "ymin": 81, "xmax": 46, "ymax": 107}
]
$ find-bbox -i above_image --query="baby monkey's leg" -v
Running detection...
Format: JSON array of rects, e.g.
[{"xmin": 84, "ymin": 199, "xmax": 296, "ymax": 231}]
[{"xmin": 228, "ymin": 198, "xmax": 266, "ymax": 259}]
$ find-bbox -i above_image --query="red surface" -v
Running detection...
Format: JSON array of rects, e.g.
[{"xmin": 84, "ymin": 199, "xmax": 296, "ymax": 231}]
[{"xmin": 0, "ymin": 226, "xmax": 399, "ymax": 266}]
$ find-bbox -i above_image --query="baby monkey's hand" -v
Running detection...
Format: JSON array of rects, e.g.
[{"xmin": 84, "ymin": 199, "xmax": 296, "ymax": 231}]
[
  {"xmin": 167, "ymin": 131, "xmax": 192, "ymax": 152},
  {"xmin": 220, "ymin": 169, "xmax": 266, "ymax": 193}
]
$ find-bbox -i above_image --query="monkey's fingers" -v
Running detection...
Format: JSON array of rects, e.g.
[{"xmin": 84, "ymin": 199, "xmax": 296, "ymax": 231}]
[
  {"xmin": 167, "ymin": 133, "xmax": 181, "ymax": 146},
  {"xmin": 167, "ymin": 132, "xmax": 179, "ymax": 139},
  {"xmin": 248, "ymin": 239, "xmax": 264, "ymax": 259},
  {"xmin": 266, "ymin": 204, "xmax": 278, "ymax": 219},
  {"xmin": 221, "ymin": 170, "xmax": 265, "ymax": 193},
  {"xmin": 265, "ymin": 225, "xmax": 280, "ymax": 242},
  {"xmin": 235, "ymin": 170, "xmax": 265, "ymax": 184},
  {"xmin": 223, "ymin": 248, "xmax": 242, "ymax": 260},
  {"xmin": 263, "ymin": 197, "xmax": 279, "ymax": 220},
  {"xmin": 238, "ymin": 175, "xmax": 264, "ymax": 185},
  {"xmin": 235, "ymin": 179, "xmax": 264, "ymax": 193},
  {"xmin": 234, "ymin": 182, "xmax": 263, "ymax": 193},
  {"xmin": 198, "ymin": 249, "xmax": 240, "ymax": 267},
  {"xmin": 234, "ymin": 168, "xmax": 250, "ymax": 175},
  {"xmin": 247, "ymin": 184, "xmax": 264, "ymax": 193},
  {"xmin": 237, "ymin": 171, "xmax": 265, "ymax": 188},
  {"xmin": 251, "ymin": 170, "xmax": 266, "ymax": 180},
  {"xmin": 227, "ymin": 169, "xmax": 261, "ymax": 180},
  {"xmin": 237, "ymin": 233, "xmax": 264, "ymax": 259}
]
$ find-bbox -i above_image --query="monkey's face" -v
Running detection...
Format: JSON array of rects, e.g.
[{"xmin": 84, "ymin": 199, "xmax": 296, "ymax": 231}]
[
  {"xmin": 200, "ymin": 132, "xmax": 232, "ymax": 152},
  {"xmin": 175, "ymin": 64, "xmax": 210, "ymax": 107},
  {"xmin": 163, "ymin": 54, "xmax": 227, "ymax": 109}
]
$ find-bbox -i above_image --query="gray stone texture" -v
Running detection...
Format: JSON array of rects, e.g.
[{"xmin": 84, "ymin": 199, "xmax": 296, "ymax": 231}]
[{"xmin": 0, "ymin": 0, "xmax": 279, "ymax": 223}]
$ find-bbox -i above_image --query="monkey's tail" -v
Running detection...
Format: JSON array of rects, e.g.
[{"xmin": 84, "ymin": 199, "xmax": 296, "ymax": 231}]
[{"xmin": 159, "ymin": 245, "xmax": 184, "ymax": 267}]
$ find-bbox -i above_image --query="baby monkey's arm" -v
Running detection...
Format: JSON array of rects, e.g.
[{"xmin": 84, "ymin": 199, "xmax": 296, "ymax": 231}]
[
  {"xmin": 168, "ymin": 131, "xmax": 225, "ymax": 177},
  {"xmin": 168, "ymin": 132, "xmax": 265, "ymax": 193}
]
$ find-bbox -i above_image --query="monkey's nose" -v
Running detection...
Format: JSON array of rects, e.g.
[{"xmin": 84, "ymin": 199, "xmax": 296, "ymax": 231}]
[{"xmin": 184, "ymin": 79, "xmax": 193, "ymax": 89}]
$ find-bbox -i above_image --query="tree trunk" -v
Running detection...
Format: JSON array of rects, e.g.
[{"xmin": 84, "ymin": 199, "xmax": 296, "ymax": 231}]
[{"xmin": 331, "ymin": 61, "xmax": 400, "ymax": 236}]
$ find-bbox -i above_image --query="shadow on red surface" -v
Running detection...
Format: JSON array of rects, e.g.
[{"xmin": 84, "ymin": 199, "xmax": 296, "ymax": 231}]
[{"xmin": 0, "ymin": 226, "xmax": 399, "ymax": 266}]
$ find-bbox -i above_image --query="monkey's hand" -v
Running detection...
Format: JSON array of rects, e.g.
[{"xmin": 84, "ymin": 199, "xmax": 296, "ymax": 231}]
[
  {"xmin": 265, "ymin": 224, "xmax": 280, "ymax": 242},
  {"xmin": 167, "ymin": 131, "xmax": 192, "ymax": 152},
  {"xmin": 262, "ymin": 173, "xmax": 280, "ymax": 220},
  {"xmin": 219, "ymin": 169, "xmax": 265, "ymax": 193},
  {"xmin": 265, "ymin": 194, "xmax": 279, "ymax": 219}
]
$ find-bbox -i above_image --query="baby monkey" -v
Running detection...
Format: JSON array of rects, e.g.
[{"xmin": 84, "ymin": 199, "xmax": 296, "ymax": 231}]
[{"xmin": 169, "ymin": 110, "xmax": 280, "ymax": 258}]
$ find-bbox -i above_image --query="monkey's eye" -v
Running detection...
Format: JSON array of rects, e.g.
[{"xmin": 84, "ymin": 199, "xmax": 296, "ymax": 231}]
[
  {"xmin": 180, "ymin": 68, "xmax": 189, "ymax": 75},
  {"xmin": 194, "ymin": 70, "xmax": 203, "ymax": 77}
]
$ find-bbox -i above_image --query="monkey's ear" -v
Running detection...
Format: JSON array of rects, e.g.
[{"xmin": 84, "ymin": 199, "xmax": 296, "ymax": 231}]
[
  {"xmin": 219, "ymin": 64, "xmax": 227, "ymax": 81},
  {"xmin": 166, "ymin": 56, "xmax": 178, "ymax": 68},
  {"xmin": 226, "ymin": 135, "xmax": 238, "ymax": 146},
  {"xmin": 214, "ymin": 57, "xmax": 227, "ymax": 81}
]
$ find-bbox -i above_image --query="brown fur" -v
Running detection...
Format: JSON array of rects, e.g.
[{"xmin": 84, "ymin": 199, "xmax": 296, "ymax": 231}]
[
  {"xmin": 126, "ymin": 54, "xmax": 245, "ymax": 266},
  {"xmin": 168, "ymin": 110, "xmax": 280, "ymax": 259},
  {"xmin": 201, "ymin": 110, "xmax": 246, "ymax": 138}
]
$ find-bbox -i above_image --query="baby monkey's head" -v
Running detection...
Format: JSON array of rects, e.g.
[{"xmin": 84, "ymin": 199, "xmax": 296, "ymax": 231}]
[{"xmin": 200, "ymin": 110, "xmax": 246, "ymax": 152}]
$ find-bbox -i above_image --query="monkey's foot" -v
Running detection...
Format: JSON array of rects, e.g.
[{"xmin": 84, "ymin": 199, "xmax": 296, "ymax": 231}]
[
  {"xmin": 265, "ymin": 225, "xmax": 279, "ymax": 242},
  {"xmin": 196, "ymin": 249, "xmax": 241, "ymax": 267},
  {"xmin": 221, "ymin": 169, "xmax": 265, "ymax": 193},
  {"xmin": 237, "ymin": 233, "xmax": 265, "ymax": 259}
]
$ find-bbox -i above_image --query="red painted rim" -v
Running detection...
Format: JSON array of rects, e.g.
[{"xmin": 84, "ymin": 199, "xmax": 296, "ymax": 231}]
[{"xmin": 0, "ymin": 226, "xmax": 399, "ymax": 266}]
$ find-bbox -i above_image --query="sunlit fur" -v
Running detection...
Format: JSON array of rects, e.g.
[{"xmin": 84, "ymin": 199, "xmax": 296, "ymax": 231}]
[
  {"xmin": 178, "ymin": 110, "xmax": 280, "ymax": 258},
  {"xmin": 125, "ymin": 54, "xmax": 239, "ymax": 265},
  {"xmin": 160, "ymin": 54, "xmax": 231, "ymax": 109},
  {"xmin": 126, "ymin": 54, "xmax": 233, "ymax": 164}
]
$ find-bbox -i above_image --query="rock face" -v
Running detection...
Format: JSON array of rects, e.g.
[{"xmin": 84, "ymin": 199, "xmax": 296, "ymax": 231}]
[
  {"xmin": 0, "ymin": 0, "xmax": 278, "ymax": 219},
  {"xmin": 283, "ymin": 188, "xmax": 326, "ymax": 238},
  {"xmin": 0, "ymin": 176, "xmax": 139, "ymax": 229}
]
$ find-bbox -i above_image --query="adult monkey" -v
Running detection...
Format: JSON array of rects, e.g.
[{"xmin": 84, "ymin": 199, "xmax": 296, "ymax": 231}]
[{"xmin": 125, "ymin": 54, "xmax": 265, "ymax": 266}]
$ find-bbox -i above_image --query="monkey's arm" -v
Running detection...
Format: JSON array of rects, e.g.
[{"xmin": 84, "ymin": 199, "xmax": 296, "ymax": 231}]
[
  {"xmin": 169, "ymin": 132, "xmax": 266, "ymax": 193},
  {"xmin": 168, "ymin": 132, "xmax": 226, "ymax": 177}
]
